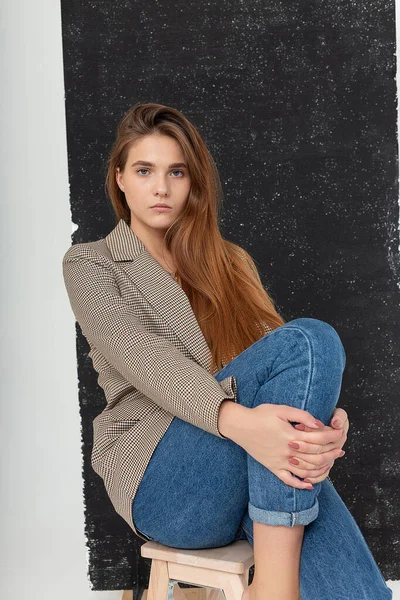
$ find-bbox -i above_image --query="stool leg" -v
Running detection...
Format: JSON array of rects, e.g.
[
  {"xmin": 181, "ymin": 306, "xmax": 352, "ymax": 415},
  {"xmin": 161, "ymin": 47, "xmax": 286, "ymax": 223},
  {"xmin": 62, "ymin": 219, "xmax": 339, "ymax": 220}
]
[
  {"xmin": 172, "ymin": 581, "xmax": 191, "ymax": 600},
  {"xmin": 206, "ymin": 589, "xmax": 225, "ymax": 600},
  {"xmin": 221, "ymin": 574, "xmax": 247, "ymax": 600},
  {"xmin": 147, "ymin": 559, "xmax": 170, "ymax": 600}
]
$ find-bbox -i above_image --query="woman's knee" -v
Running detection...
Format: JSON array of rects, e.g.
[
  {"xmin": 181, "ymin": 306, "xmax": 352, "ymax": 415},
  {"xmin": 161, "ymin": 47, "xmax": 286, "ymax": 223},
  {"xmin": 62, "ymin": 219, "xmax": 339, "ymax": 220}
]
[{"xmin": 282, "ymin": 318, "xmax": 346, "ymax": 366}]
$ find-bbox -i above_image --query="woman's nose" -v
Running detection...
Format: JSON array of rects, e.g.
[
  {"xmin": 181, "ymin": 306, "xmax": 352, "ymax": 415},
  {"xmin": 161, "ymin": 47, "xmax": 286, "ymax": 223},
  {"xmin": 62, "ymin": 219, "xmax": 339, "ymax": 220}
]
[{"xmin": 154, "ymin": 177, "xmax": 169, "ymax": 196}]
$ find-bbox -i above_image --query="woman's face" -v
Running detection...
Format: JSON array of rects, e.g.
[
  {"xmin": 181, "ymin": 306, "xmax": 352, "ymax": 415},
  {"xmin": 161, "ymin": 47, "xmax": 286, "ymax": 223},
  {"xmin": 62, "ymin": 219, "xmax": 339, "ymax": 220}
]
[{"xmin": 116, "ymin": 133, "xmax": 191, "ymax": 235}]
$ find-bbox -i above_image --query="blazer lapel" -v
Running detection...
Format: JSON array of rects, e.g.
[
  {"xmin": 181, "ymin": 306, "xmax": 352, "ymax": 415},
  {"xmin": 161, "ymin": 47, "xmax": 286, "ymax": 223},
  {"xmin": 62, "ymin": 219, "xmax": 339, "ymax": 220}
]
[{"xmin": 105, "ymin": 219, "xmax": 214, "ymax": 373}]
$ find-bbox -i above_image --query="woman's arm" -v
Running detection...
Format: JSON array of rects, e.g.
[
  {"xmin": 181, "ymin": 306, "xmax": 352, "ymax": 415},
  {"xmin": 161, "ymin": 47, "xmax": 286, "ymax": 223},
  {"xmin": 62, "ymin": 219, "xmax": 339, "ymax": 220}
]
[
  {"xmin": 218, "ymin": 401, "xmax": 348, "ymax": 488},
  {"xmin": 62, "ymin": 243, "xmax": 237, "ymax": 438}
]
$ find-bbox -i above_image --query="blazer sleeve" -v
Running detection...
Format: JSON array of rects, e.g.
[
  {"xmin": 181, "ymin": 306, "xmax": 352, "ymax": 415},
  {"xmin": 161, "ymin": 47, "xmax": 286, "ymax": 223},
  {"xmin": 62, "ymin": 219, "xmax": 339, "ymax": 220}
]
[{"xmin": 62, "ymin": 243, "xmax": 238, "ymax": 439}]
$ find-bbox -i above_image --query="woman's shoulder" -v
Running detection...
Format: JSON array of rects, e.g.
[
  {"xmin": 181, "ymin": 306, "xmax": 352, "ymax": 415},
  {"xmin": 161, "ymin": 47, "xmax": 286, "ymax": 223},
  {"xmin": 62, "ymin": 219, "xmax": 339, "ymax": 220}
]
[{"xmin": 62, "ymin": 237, "xmax": 112, "ymax": 265}]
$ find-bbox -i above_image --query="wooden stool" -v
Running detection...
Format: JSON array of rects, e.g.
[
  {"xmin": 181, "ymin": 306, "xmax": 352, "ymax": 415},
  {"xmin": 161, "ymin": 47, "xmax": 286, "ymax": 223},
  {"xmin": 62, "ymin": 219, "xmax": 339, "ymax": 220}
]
[{"xmin": 139, "ymin": 539, "xmax": 254, "ymax": 600}]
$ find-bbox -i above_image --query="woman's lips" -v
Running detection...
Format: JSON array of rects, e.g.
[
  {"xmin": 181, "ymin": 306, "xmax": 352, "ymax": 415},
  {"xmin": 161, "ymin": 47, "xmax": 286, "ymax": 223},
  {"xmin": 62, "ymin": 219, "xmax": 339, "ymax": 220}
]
[{"xmin": 151, "ymin": 206, "xmax": 172, "ymax": 212}]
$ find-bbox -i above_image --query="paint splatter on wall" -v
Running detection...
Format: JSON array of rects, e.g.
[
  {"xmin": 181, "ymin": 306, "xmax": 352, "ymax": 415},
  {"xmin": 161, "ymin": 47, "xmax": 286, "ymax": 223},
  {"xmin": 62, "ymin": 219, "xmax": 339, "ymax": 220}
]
[{"xmin": 61, "ymin": 0, "xmax": 400, "ymax": 589}]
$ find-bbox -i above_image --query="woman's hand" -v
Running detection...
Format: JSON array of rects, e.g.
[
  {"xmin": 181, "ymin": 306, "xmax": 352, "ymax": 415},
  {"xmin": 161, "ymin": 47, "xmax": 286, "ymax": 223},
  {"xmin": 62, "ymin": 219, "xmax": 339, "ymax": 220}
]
[
  {"xmin": 231, "ymin": 403, "xmax": 347, "ymax": 490},
  {"xmin": 288, "ymin": 407, "xmax": 349, "ymax": 484}
]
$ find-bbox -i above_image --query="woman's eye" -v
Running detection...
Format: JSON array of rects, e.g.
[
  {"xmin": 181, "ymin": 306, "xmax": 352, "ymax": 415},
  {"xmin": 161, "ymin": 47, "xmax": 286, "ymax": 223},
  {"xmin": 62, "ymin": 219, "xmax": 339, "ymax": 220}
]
[{"xmin": 136, "ymin": 169, "xmax": 184, "ymax": 177}]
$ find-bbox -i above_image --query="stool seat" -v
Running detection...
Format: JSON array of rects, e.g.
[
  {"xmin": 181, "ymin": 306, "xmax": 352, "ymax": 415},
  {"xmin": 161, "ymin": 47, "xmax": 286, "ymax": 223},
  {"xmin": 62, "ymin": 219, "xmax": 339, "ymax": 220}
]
[{"xmin": 140, "ymin": 540, "xmax": 254, "ymax": 600}]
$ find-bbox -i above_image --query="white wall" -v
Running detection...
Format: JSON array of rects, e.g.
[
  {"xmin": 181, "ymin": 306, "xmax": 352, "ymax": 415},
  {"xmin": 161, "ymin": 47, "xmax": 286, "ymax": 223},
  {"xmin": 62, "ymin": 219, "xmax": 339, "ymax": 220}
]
[
  {"xmin": 0, "ymin": 0, "xmax": 120, "ymax": 598},
  {"xmin": 0, "ymin": 0, "xmax": 398, "ymax": 598}
]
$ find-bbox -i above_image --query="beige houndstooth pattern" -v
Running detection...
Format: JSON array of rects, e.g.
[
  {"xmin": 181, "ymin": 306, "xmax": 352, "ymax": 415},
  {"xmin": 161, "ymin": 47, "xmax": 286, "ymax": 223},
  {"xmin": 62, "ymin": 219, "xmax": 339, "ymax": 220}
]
[{"xmin": 62, "ymin": 218, "xmax": 244, "ymax": 540}]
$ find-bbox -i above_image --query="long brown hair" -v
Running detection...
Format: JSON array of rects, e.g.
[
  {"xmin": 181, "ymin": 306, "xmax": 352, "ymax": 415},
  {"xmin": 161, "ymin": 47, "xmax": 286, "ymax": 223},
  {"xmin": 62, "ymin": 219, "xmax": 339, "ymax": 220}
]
[{"xmin": 105, "ymin": 102, "xmax": 286, "ymax": 372}]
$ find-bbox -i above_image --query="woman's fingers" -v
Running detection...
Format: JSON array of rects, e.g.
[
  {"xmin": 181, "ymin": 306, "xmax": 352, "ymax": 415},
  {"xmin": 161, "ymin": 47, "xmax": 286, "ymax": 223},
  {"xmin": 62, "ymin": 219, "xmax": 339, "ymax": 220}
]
[
  {"xmin": 287, "ymin": 461, "xmax": 333, "ymax": 478},
  {"xmin": 277, "ymin": 407, "xmax": 349, "ymax": 486},
  {"xmin": 294, "ymin": 425, "xmax": 345, "ymax": 445},
  {"xmin": 277, "ymin": 470, "xmax": 317, "ymax": 490},
  {"xmin": 303, "ymin": 467, "xmax": 331, "ymax": 484},
  {"xmin": 330, "ymin": 407, "xmax": 349, "ymax": 429},
  {"xmin": 288, "ymin": 438, "xmax": 341, "ymax": 456},
  {"xmin": 288, "ymin": 428, "xmax": 346, "ymax": 453},
  {"xmin": 289, "ymin": 454, "xmax": 333, "ymax": 471},
  {"xmin": 277, "ymin": 405, "xmax": 325, "ymax": 430},
  {"xmin": 294, "ymin": 418, "xmax": 349, "ymax": 437},
  {"xmin": 290, "ymin": 446, "xmax": 345, "ymax": 469}
]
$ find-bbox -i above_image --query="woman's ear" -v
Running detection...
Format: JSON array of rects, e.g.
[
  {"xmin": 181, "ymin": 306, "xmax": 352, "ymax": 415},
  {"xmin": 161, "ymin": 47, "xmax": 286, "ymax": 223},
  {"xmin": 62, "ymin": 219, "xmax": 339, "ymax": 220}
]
[{"xmin": 116, "ymin": 167, "xmax": 124, "ymax": 191}]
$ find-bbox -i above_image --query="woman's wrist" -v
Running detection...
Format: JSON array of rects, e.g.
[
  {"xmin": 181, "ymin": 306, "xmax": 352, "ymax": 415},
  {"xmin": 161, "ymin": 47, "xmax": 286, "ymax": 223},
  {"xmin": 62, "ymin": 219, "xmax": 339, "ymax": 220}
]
[{"xmin": 218, "ymin": 400, "xmax": 250, "ymax": 442}]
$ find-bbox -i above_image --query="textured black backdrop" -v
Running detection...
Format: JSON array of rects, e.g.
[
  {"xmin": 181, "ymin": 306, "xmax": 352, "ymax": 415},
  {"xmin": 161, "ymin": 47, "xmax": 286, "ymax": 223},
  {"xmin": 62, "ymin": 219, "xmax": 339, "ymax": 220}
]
[{"xmin": 60, "ymin": 0, "xmax": 400, "ymax": 590}]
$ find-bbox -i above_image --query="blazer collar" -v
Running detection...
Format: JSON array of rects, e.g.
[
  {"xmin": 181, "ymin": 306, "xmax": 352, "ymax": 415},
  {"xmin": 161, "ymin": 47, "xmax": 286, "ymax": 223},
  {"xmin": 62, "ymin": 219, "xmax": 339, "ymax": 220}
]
[
  {"xmin": 105, "ymin": 219, "xmax": 214, "ymax": 373},
  {"xmin": 105, "ymin": 217, "xmax": 147, "ymax": 262}
]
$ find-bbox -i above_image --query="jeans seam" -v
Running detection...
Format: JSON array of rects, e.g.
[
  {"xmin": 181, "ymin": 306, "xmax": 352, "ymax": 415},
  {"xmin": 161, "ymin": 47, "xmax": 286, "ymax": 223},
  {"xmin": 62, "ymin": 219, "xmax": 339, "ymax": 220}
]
[
  {"xmin": 284, "ymin": 326, "xmax": 314, "ymax": 413},
  {"xmin": 242, "ymin": 524, "xmax": 253, "ymax": 540},
  {"xmin": 282, "ymin": 326, "xmax": 315, "ymax": 515}
]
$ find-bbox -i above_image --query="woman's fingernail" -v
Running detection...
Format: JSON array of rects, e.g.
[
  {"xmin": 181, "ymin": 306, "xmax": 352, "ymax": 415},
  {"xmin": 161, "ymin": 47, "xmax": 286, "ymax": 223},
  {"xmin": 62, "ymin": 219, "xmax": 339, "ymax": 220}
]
[
  {"xmin": 289, "ymin": 457, "xmax": 300, "ymax": 465},
  {"xmin": 333, "ymin": 419, "xmax": 341, "ymax": 427},
  {"xmin": 306, "ymin": 485, "xmax": 314, "ymax": 490},
  {"xmin": 288, "ymin": 442, "xmax": 300, "ymax": 449},
  {"xmin": 339, "ymin": 450, "xmax": 345, "ymax": 457},
  {"xmin": 314, "ymin": 419, "xmax": 325, "ymax": 428},
  {"xmin": 295, "ymin": 423, "xmax": 306, "ymax": 431}
]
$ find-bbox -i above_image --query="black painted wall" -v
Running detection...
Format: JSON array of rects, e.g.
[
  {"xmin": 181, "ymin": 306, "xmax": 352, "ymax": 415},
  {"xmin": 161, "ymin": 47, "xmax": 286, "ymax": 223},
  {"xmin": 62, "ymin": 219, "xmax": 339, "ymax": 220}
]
[{"xmin": 60, "ymin": 0, "xmax": 400, "ymax": 590}]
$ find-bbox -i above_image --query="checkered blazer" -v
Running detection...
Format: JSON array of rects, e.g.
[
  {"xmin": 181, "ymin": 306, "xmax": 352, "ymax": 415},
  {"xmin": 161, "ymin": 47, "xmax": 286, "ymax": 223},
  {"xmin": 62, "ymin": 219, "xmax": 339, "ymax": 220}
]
[{"xmin": 62, "ymin": 218, "xmax": 243, "ymax": 540}]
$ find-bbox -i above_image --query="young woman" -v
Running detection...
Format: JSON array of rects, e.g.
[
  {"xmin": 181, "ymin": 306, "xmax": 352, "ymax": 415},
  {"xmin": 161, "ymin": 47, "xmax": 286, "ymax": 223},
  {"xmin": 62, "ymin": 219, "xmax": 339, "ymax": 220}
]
[{"xmin": 62, "ymin": 102, "xmax": 392, "ymax": 600}]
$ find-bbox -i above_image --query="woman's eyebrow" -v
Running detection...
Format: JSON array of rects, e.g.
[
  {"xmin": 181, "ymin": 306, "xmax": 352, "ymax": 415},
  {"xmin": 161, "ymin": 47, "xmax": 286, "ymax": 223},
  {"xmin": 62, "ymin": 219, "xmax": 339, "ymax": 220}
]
[{"xmin": 131, "ymin": 160, "xmax": 188, "ymax": 168}]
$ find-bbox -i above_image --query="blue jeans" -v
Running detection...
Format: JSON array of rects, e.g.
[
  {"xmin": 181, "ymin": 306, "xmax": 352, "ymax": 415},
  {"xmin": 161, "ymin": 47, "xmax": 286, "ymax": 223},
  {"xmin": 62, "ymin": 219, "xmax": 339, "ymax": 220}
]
[{"xmin": 132, "ymin": 318, "xmax": 392, "ymax": 599}]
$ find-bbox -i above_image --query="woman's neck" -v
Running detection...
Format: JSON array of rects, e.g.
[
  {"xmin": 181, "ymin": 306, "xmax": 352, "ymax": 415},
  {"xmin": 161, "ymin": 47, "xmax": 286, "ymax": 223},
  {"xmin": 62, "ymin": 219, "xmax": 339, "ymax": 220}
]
[{"xmin": 130, "ymin": 222, "xmax": 176, "ymax": 275}]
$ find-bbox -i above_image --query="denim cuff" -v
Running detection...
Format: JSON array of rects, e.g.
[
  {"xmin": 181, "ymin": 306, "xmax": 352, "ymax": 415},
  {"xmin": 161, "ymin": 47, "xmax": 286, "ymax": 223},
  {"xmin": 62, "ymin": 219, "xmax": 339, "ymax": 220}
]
[{"xmin": 248, "ymin": 498, "xmax": 319, "ymax": 527}]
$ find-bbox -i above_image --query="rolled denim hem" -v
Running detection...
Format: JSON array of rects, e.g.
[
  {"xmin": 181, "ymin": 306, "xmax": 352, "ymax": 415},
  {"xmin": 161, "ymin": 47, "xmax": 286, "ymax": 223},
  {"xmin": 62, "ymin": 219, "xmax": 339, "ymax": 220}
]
[{"xmin": 248, "ymin": 498, "xmax": 319, "ymax": 527}]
